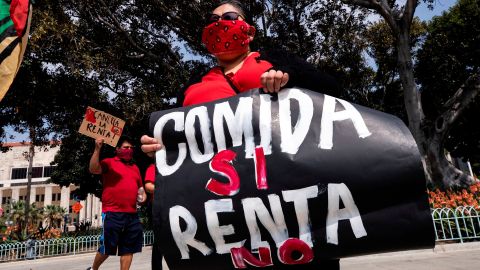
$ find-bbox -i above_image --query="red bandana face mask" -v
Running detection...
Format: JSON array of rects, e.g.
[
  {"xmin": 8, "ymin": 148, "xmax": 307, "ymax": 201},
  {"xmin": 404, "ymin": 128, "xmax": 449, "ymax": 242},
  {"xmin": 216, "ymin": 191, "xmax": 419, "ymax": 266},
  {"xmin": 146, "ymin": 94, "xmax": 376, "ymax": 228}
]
[
  {"xmin": 116, "ymin": 148, "xmax": 133, "ymax": 161},
  {"xmin": 202, "ymin": 20, "xmax": 255, "ymax": 56}
]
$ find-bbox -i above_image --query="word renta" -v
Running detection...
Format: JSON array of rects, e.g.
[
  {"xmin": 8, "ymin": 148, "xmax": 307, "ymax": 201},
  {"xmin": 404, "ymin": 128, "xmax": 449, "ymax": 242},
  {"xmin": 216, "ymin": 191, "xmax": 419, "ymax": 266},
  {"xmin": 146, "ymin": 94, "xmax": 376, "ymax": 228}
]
[
  {"xmin": 153, "ymin": 89, "xmax": 371, "ymax": 176},
  {"xmin": 152, "ymin": 89, "xmax": 372, "ymax": 267},
  {"xmin": 169, "ymin": 149, "xmax": 368, "ymax": 267}
]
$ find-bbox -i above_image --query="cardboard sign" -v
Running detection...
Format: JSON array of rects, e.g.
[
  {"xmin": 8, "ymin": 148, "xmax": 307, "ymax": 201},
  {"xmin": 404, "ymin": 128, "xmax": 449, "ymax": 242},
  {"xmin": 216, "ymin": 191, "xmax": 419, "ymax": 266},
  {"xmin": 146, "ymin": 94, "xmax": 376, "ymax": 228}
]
[
  {"xmin": 78, "ymin": 106, "xmax": 125, "ymax": 147},
  {"xmin": 149, "ymin": 88, "xmax": 435, "ymax": 270}
]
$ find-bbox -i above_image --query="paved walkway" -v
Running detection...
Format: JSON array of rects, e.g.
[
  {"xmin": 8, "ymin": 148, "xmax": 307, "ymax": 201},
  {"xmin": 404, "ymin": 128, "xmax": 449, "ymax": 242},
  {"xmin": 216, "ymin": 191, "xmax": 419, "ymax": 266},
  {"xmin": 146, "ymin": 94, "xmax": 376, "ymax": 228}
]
[{"xmin": 1, "ymin": 242, "xmax": 479, "ymax": 270}]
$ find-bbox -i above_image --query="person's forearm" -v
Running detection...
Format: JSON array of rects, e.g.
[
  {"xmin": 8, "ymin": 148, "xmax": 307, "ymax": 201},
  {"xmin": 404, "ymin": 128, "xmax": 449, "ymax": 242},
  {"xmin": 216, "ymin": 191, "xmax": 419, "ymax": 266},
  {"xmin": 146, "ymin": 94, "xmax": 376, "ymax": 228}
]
[
  {"xmin": 145, "ymin": 182, "xmax": 155, "ymax": 194},
  {"xmin": 89, "ymin": 149, "xmax": 102, "ymax": 174}
]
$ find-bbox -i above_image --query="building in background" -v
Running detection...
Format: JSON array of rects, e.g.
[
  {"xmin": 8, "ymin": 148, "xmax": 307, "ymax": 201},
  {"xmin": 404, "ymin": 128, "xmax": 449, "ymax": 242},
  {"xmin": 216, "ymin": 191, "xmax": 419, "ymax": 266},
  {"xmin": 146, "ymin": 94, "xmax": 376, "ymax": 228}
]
[{"xmin": 0, "ymin": 142, "xmax": 102, "ymax": 228}]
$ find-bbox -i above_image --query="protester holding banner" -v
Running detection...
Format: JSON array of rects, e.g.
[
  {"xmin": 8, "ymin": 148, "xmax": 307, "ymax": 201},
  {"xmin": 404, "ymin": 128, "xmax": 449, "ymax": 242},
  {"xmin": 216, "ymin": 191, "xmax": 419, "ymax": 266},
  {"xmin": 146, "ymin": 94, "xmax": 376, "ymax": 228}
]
[
  {"xmin": 87, "ymin": 136, "xmax": 146, "ymax": 270},
  {"xmin": 141, "ymin": 2, "xmax": 347, "ymax": 270},
  {"xmin": 141, "ymin": 0, "xmax": 340, "ymax": 154},
  {"xmin": 179, "ymin": 1, "xmax": 340, "ymax": 106}
]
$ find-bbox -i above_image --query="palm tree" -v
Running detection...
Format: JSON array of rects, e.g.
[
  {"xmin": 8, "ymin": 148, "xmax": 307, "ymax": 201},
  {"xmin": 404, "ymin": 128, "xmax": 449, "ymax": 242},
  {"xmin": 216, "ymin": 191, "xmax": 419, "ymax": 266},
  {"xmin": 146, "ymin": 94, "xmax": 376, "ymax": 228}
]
[
  {"xmin": 5, "ymin": 201, "xmax": 26, "ymax": 240},
  {"xmin": 5, "ymin": 200, "xmax": 45, "ymax": 240},
  {"xmin": 44, "ymin": 205, "xmax": 66, "ymax": 228},
  {"xmin": 29, "ymin": 204, "xmax": 44, "ymax": 228}
]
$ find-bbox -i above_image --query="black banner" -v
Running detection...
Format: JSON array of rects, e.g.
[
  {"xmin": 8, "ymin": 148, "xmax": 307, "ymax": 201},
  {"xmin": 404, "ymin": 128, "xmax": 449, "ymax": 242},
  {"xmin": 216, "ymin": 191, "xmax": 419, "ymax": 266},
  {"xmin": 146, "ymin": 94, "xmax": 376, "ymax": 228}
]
[{"xmin": 149, "ymin": 88, "xmax": 435, "ymax": 270}]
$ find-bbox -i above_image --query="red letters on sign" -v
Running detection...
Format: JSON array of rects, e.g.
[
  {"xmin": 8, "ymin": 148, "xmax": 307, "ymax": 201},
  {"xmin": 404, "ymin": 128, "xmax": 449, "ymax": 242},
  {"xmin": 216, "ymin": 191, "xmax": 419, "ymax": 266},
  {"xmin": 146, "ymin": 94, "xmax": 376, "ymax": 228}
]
[
  {"xmin": 86, "ymin": 108, "xmax": 96, "ymax": 124},
  {"xmin": 278, "ymin": 238, "xmax": 314, "ymax": 265},
  {"xmin": 230, "ymin": 246, "xmax": 273, "ymax": 268},
  {"xmin": 230, "ymin": 238, "xmax": 314, "ymax": 268},
  {"xmin": 207, "ymin": 146, "xmax": 269, "ymax": 196},
  {"xmin": 205, "ymin": 149, "xmax": 315, "ymax": 267},
  {"xmin": 254, "ymin": 146, "xmax": 268, "ymax": 190},
  {"xmin": 111, "ymin": 126, "xmax": 123, "ymax": 135},
  {"xmin": 206, "ymin": 150, "xmax": 240, "ymax": 196}
]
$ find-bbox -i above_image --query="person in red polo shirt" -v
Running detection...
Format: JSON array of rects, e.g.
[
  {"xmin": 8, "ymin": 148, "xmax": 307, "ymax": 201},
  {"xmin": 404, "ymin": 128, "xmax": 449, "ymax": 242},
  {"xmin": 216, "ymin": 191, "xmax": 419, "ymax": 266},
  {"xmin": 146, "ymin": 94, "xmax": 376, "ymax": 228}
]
[
  {"xmin": 141, "ymin": 0, "xmax": 340, "ymax": 151},
  {"xmin": 87, "ymin": 136, "xmax": 146, "ymax": 270}
]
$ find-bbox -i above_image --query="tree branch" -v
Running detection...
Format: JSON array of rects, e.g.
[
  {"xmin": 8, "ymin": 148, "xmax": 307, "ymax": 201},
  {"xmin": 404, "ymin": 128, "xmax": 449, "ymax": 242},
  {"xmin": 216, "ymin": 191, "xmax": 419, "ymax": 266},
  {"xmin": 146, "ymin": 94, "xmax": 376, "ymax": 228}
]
[
  {"xmin": 137, "ymin": 25, "xmax": 170, "ymax": 44},
  {"xmin": 402, "ymin": 0, "xmax": 417, "ymax": 28},
  {"xmin": 343, "ymin": 0, "xmax": 399, "ymax": 34},
  {"xmin": 342, "ymin": 0, "xmax": 375, "ymax": 9},
  {"xmin": 151, "ymin": 0, "xmax": 203, "ymax": 52},
  {"xmin": 126, "ymin": 53, "xmax": 145, "ymax": 59},
  {"xmin": 94, "ymin": 0, "xmax": 164, "ymax": 61},
  {"xmin": 435, "ymin": 72, "xmax": 480, "ymax": 139},
  {"xmin": 99, "ymin": 82, "xmax": 135, "ymax": 99}
]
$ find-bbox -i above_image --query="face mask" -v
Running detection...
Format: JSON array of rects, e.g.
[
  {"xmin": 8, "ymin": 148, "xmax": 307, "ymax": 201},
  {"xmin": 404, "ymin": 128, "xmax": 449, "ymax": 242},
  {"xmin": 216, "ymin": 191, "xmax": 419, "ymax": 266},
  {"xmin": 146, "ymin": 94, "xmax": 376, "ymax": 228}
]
[
  {"xmin": 202, "ymin": 20, "xmax": 255, "ymax": 56},
  {"xmin": 116, "ymin": 148, "xmax": 133, "ymax": 161}
]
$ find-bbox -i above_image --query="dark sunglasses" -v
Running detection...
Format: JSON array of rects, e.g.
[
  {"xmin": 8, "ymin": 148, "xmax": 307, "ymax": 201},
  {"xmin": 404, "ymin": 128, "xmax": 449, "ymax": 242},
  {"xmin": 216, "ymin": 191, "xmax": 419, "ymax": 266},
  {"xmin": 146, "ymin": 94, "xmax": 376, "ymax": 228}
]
[{"xmin": 207, "ymin": 11, "xmax": 244, "ymax": 24}]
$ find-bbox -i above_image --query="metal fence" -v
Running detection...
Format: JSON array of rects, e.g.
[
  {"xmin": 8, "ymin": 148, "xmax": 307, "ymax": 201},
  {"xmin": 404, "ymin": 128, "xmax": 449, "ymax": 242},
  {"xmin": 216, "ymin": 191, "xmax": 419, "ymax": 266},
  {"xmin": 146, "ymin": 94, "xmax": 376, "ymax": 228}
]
[
  {"xmin": 0, "ymin": 230, "xmax": 154, "ymax": 262},
  {"xmin": 432, "ymin": 206, "xmax": 480, "ymax": 243},
  {"xmin": 1, "ymin": 207, "xmax": 480, "ymax": 262}
]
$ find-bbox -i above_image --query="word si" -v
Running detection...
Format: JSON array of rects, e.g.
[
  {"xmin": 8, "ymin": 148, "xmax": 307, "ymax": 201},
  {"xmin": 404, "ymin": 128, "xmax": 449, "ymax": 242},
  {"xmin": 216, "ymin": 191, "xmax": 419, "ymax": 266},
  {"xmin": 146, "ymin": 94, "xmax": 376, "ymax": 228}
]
[{"xmin": 153, "ymin": 89, "xmax": 371, "ymax": 176}]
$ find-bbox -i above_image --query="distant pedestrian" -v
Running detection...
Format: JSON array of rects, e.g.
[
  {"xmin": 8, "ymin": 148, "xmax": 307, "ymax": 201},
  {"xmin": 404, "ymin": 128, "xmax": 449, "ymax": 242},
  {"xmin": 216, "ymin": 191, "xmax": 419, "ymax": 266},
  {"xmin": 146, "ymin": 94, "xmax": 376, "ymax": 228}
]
[{"xmin": 86, "ymin": 136, "xmax": 146, "ymax": 270}]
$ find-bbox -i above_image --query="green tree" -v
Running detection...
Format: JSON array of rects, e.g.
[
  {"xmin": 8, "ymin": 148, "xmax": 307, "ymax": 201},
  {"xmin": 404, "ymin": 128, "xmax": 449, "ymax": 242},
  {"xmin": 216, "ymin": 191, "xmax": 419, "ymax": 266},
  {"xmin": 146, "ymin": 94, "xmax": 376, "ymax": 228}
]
[
  {"xmin": 4, "ymin": 200, "xmax": 43, "ymax": 240},
  {"xmin": 252, "ymin": 0, "xmax": 374, "ymax": 103},
  {"xmin": 5, "ymin": 0, "xmax": 440, "ymax": 195},
  {"xmin": 415, "ymin": 0, "xmax": 480, "ymax": 179},
  {"xmin": 44, "ymin": 205, "xmax": 66, "ymax": 228},
  {"xmin": 29, "ymin": 203, "xmax": 44, "ymax": 228},
  {"xmin": 1, "ymin": 1, "xmax": 112, "ymax": 200},
  {"xmin": 36, "ymin": 0, "xmax": 192, "ymax": 195},
  {"xmin": 364, "ymin": 18, "xmax": 427, "ymax": 120},
  {"xmin": 0, "ymin": 0, "xmax": 126, "ymax": 227},
  {"xmin": 1, "ymin": 59, "xmax": 61, "ymax": 236},
  {"xmin": 306, "ymin": 0, "xmax": 374, "ymax": 104},
  {"xmin": 5, "ymin": 200, "xmax": 26, "ymax": 240},
  {"xmin": 40, "ymin": 0, "xmax": 376, "ymax": 195},
  {"xmin": 343, "ymin": 0, "xmax": 479, "ymax": 188}
]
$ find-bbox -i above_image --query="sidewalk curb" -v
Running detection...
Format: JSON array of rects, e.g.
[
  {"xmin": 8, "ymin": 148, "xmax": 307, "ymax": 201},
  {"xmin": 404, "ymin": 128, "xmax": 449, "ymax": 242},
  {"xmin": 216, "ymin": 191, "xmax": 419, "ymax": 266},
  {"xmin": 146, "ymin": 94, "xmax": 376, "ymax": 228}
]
[
  {"xmin": 343, "ymin": 241, "xmax": 480, "ymax": 261},
  {"xmin": 434, "ymin": 241, "xmax": 480, "ymax": 252},
  {"xmin": 0, "ymin": 246, "xmax": 153, "ymax": 266},
  {"xmin": 1, "ymin": 243, "xmax": 478, "ymax": 266}
]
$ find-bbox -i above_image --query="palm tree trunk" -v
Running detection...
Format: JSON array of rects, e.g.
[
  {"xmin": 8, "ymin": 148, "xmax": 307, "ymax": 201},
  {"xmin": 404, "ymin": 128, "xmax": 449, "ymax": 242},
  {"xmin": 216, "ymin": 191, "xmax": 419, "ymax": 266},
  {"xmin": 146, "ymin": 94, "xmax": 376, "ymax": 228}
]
[{"xmin": 24, "ymin": 126, "xmax": 35, "ymax": 237}]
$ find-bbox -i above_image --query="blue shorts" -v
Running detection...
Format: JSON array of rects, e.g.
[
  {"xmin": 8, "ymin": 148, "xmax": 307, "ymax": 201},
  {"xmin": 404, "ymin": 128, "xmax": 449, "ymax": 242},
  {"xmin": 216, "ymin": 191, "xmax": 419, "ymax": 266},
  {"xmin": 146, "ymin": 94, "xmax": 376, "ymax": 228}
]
[{"xmin": 99, "ymin": 212, "xmax": 143, "ymax": 256}]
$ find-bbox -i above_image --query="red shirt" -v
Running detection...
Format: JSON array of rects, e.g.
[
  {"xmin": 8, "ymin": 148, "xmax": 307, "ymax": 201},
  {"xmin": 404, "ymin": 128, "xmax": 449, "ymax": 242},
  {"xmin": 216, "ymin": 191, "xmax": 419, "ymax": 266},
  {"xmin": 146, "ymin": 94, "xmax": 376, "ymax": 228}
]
[
  {"xmin": 145, "ymin": 164, "xmax": 155, "ymax": 184},
  {"xmin": 183, "ymin": 52, "xmax": 273, "ymax": 106},
  {"xmin": 100, "ymin": 157, "xmax": 142, "ymax": 213},
  {"xmin": 145, "ymin": 164, "xmax": 156, "ymax": 201}
]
